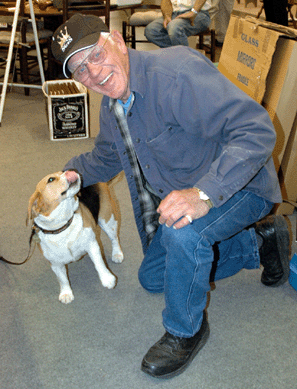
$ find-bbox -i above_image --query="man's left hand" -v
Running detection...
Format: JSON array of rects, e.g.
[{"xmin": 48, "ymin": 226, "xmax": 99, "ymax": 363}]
[
  {"xmin": 157, "ymin": 188, "xmax": 210, "ymax": 229},
  {"xmin": 176, "ymin": 11, "xmax": 196, "ymax": 26}
]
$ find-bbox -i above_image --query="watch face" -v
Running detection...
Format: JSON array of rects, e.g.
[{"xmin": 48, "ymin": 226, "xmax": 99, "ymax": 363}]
[{"xmin": 199, "ymin": 190, "xmax": 209, "ymax": 201}]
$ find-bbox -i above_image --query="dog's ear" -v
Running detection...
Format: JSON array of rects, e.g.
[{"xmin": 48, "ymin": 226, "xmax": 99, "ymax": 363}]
[
  {"xmin": 26, "ymin": 191, "xmax": 40, "ymax": 226},
  {"xmin": 27, "ymin": 190, "xmax": 53, "ymax": 225}
]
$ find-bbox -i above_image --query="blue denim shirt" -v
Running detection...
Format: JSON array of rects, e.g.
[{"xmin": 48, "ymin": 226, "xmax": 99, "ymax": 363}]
[{"xmin": 65, "ymin": 46, "xmax": 282, "ymax": 252}]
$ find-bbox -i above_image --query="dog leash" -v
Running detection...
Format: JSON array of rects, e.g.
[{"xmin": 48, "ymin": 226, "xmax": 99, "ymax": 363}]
[
  {"xmin": 0, "ymin": 215, "xmax": 75, "ymax": 265},
  {"xmin": 0, "ymin": 228, "xmax": 39, "ymax": 266}
]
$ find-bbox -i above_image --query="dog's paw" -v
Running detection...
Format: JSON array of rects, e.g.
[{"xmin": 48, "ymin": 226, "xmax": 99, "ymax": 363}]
[
  {"xmin": 111, "ymin": 249, "xmax": 124, "ymax": 264},
  {"xmin": 59, "ymin": 290, "xmax": 74, "ymax": 304},
  {"xmin": 101, "ymin": 272, "xmax": 117, "ymax": 289}
]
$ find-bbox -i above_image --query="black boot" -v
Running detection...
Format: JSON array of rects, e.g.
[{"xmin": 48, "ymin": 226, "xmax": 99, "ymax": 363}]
[
  {"xmin": 141, "ymin": 311, "xmax": 210, "ymax": 379},
  {"xmin": 255, "ymin": 215, "xmax": 290, "ymax": 287}
]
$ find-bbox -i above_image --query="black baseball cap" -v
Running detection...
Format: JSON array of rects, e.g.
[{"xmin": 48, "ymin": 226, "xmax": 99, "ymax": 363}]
[{"xmin": 51, "ymin": 13, "xmax": 109, "ymax": 78}]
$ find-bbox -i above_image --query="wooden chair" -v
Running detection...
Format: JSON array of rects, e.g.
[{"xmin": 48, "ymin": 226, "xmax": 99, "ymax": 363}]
[
  {"xmin": 122, "ymin": 3, "xmax": 162, "ymax": 49},
  {"xmin": 196, "ymin": 28, "xmax": 216, "ymax": 62},
  {"xmin": 0, "ymin": 14, "xmax": 52, "ymax": 95},
  {"xmin": 52, "ymin": 0, "xmax": 111, "ymax": 26}
]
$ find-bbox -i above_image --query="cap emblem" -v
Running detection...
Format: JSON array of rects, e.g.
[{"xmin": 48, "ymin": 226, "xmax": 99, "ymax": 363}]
[{"xmin": 57, "ymin": 26, "xmax": 73, "ymax": 52}]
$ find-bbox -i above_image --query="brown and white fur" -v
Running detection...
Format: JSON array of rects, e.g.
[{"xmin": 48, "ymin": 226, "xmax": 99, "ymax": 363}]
[{"xmin": 27, "ymin": 170, "xmax": 124, "ymax": 304}]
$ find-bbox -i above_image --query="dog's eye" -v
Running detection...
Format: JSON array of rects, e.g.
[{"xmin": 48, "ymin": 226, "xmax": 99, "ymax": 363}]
[{"xmin": 47, "ymin": 177, "xmax": 56, "ymax": 183}]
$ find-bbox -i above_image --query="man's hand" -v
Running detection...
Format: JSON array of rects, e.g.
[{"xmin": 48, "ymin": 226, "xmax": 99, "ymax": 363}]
[
  {"xmin": 163, "ymin": 15, "xmax": 172, "ymax": 28},
  {"xmin": 176, "ymin": 11, "xmax": 196, "ymax": 26},
  {"xmin": 157, "ymin": 188, "xmax": 210, "ymax": 229}
]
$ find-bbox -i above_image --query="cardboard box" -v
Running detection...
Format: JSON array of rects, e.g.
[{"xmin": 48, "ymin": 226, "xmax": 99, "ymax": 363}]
[
  {"xmin": 218, "ymin": 16, "xmax": 297, "ymax": 214},
  {"xmin": 42, "ymin": 80, "xmax": 89, "ymax": 141},
  {"xmin": 88, "ymin": 89, "xmax": 103, "ymax": 138},
  {"xmin": 218, "ymin": 16, "xmax": 297, "ymax": 103},
  {"xmin": 275, "ymin": 113, "xmax": 297, "ymax": 215},
  {"xmin": 289, "ymin": 253, "xmax": 297, "ymax": 292}
]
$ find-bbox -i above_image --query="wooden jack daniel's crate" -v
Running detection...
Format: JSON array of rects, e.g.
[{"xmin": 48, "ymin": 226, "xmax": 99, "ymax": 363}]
[{"xmin": 42, "ymin": 80, "xmax": 89, "ymax": 141}]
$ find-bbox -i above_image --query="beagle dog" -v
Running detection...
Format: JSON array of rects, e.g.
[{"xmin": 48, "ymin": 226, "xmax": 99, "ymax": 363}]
[{"xmin": 27, "ymin": 170, "xmax": 124, "ymax": 304}]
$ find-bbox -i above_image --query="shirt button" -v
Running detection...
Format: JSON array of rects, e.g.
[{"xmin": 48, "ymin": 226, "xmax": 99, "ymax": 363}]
[
  {"xmin": 130, "ymin": 175, "xmax": 133, "ymax": 179},
  {"xmin": 159, "ymin": 189, "xmax": 164, "ymax": 193},
  {"xmin": 128, "ymin": 112, "xmax": 132, "ymax": 117},
  {"xmin": 135, "ymin": 138, "xmax": 140, "ymax": 143},
  {"xmin": 145, "ymin": 164, "xmax": 150, "ymax": 169},
  {"xmin": 219, "ymin": 195, "xmax": 223, "ymax": 201},
  {"xmin": 123, "ymin": 151, "xmax": 127, "ymax": 155}
]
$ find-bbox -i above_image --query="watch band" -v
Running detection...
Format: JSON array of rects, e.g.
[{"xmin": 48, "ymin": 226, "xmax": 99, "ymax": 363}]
[{"xmin": 191, "ymin": 7, "xmax": 198, "ymax": 14}]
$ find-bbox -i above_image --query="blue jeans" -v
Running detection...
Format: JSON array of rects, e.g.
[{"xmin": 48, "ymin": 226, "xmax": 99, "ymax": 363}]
[
  {"xmin": 138, "ymin": 190, "xmax": 273, "ymax": 338},
  {"xmin": 144, "ymin": 10, "xmax": 211, "ymax": 47}
]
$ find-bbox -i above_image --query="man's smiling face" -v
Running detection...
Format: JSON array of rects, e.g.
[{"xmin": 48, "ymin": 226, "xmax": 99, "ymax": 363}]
[{"xmin": 67, "ymin": 31, "xmax": 131, "ymax": 103}]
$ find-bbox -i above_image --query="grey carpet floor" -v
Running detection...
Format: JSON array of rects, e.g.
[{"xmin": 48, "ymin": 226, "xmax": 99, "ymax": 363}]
[{"xmin": 1, "ymin": 88, "xmax": 297, "ymax": 389}]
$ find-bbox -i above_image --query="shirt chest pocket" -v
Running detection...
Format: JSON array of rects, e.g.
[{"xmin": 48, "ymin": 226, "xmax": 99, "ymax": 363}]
[{"xmin": 146, "ymin": 126, "xmax": 198, "ymax": 171}]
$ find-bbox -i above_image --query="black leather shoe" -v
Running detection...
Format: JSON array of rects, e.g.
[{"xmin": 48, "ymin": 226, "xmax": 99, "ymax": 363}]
[
  {"xmin": 141, "ymin": 311, "xmax": 210, "ymax": 379},
  {"xmin": 255, "ymin": 215, "xmax": 290, "ymax": 287}
]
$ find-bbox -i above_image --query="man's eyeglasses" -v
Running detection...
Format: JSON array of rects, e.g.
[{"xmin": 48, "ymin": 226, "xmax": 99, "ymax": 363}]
[{"xmin": 72, "ymin": 34, "xmax": 110, "ymax": 82}]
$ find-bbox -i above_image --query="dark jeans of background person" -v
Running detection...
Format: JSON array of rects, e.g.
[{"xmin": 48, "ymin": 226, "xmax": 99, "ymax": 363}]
[{"xmin": 263, "ymin": 0, "xmax": 288, "ymax": 26}]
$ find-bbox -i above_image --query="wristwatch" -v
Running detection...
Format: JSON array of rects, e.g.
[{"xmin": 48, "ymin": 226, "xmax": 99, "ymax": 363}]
[
  {"xmin": 191, "ymin": 8, "xmax": 198, "ymax": 14},
  {"xmin": 196, "ymin": 189, "xmax": 213, "ymax": 209}
]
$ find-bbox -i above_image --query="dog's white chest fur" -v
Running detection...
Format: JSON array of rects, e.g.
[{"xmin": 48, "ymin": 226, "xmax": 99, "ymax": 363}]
[{"xmin": 38, "ymin": 213, "xmax": 93, "ymax": 264}]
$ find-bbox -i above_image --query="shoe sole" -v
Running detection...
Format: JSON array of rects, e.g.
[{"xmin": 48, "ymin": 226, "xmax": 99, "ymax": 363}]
[
  {"xmin": 141, "ymin": 322, "xmax": 210, "ymax": 379},
  {"xmin": 263, "ymin": 215, "xmax": 290, "ymax": 287}
]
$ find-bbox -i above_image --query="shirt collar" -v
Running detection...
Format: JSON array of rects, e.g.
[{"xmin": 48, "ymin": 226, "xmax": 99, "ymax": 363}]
[{"xmin": 127, "ymin": 49, "xmax": 146, "ymax": 98}]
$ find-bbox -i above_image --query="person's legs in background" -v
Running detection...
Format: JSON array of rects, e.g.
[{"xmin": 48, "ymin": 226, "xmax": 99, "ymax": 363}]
[
  {"xmin": 166, "ymin": 11, "xmax": 210, "ymax": 46},
  {"xmin": 144, "ymin": 16, "xmax": 173, "ymax": 48},
  {"xmin": 145, "ymin": 11, "xmax": 210, "ymax": 47}
]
